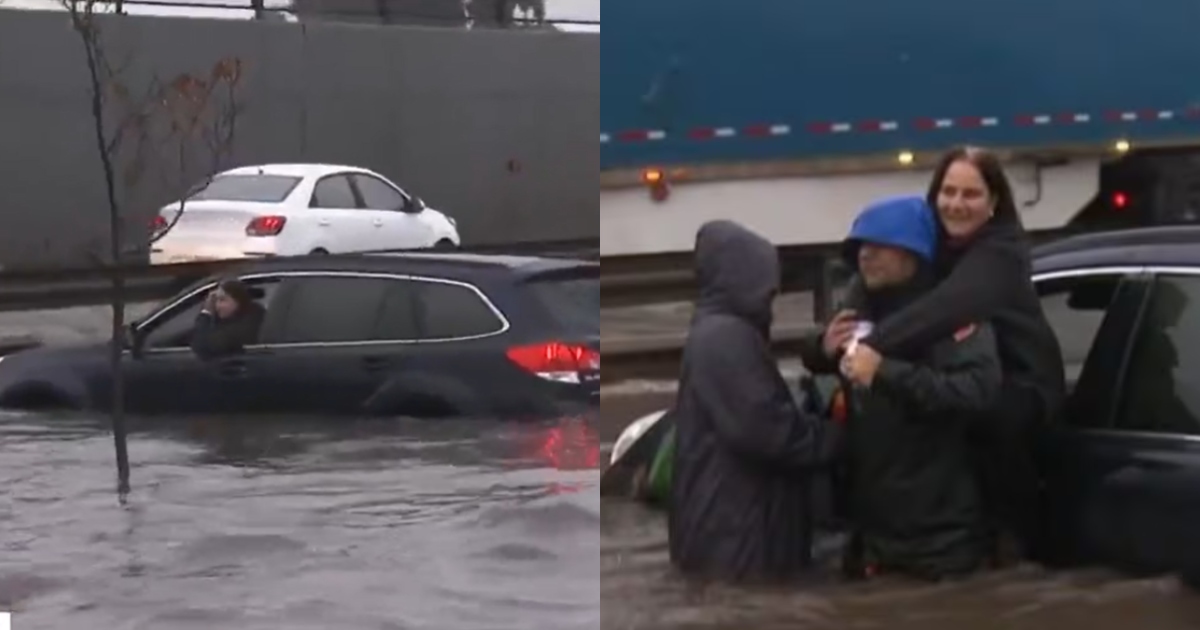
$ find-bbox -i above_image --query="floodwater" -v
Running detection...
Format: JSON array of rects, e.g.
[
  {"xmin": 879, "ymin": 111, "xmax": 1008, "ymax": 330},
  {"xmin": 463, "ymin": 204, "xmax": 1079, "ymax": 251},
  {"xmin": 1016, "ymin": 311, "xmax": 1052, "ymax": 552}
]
[
  {"xmin": 599, "ymin": 392, "xmax": 1200, "ymax": 630},
  {"xmin": 0, "ymin": 411, "xmax": 600, "ymax": 630}
]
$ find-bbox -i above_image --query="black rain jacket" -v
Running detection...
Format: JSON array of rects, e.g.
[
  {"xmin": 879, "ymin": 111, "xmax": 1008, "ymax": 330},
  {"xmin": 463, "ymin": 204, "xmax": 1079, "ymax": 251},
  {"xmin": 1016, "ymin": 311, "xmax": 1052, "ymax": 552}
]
[
  {"xmin": 668, "ymin": 220, "xmax": 841, "ymax": 584},
  {"xmin": 190, "ymin": 303, "xmax": 265, "ymax": 360},
  {"xmin": 804, "ymin": 277, "xmax": 1002, "ymax": 579}
]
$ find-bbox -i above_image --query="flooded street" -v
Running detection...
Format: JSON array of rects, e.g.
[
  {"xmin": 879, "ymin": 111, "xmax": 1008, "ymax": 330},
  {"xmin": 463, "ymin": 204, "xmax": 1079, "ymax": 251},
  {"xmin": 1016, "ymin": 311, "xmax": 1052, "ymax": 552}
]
[
  {"xmin": 600, "ymin": 391, "xmax": 1200, "ymax": 630},
  {"xmin": 0, "ymin": 411, "xmax": 599, "ymax": 629}
]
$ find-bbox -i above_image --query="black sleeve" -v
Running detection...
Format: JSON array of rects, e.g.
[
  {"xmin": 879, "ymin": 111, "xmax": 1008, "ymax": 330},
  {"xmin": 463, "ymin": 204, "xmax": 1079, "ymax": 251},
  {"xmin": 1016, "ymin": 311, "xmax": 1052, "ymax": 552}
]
[
  {"xmin": 872, "ymin": 322, "xmax": 1002, "ymax": 416},
  {"xmin": 797, "ymin": 331, "xmax": 839, "ymax": 375},
  {"xmin": 190, "ymin": 309, "xmax": 262, "ymax": 360},
  {"xmin": 865, "ymin": 239, "xmax": 1026, "ymax": 356},
  {"xmin": 692, "ymin": 318, "xmax": 837, "ymax": 469}
]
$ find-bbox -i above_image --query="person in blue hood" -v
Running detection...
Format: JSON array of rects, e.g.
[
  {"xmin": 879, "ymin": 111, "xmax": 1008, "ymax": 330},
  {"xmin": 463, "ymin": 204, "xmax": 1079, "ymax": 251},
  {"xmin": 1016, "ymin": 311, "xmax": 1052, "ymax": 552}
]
[{"xmin": 802, "ymin": 196, "xmax": 1003, "ymax": 581}]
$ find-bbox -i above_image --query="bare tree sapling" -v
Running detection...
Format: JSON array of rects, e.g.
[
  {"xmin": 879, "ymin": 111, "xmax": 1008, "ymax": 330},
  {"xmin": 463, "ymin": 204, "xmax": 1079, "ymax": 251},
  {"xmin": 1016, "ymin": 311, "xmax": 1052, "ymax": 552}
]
[{"xmin": 63, "ymin": 0, "xmax": 245, "ymax": 494}]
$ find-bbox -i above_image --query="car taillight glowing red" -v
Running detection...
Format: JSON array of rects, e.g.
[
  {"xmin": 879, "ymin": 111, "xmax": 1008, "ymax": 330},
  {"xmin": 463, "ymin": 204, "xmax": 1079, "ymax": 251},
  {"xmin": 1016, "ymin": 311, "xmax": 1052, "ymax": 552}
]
[
  {"xmin": 506, "ymin": 342, "xmax": 599, "ymax": 383},
  {"xmin": 246, "ymin": 215, "xmax": 287, "ymax": 236}
]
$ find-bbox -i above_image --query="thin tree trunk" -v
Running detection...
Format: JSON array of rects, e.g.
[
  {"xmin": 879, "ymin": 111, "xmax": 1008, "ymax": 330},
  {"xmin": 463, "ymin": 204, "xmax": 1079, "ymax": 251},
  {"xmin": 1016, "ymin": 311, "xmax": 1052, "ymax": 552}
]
[{"xmin": 81, "ymin": 27, "xmax": 131, "ymax": 496}]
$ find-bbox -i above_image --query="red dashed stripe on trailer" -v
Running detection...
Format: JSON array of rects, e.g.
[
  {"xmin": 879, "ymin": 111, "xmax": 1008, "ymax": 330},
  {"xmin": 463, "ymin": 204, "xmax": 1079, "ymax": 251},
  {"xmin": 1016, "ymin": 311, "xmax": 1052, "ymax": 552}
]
[{"xmin": 599, "ymin": 107, "xmax": 1200, "ymax": 144}]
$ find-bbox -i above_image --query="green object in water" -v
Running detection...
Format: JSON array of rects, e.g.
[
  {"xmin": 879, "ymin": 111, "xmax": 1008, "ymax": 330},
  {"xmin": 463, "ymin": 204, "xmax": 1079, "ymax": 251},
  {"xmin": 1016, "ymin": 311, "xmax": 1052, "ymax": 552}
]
[{"xmin": 646, "ymin": 424, "xmax": 675, "ymax": 504}]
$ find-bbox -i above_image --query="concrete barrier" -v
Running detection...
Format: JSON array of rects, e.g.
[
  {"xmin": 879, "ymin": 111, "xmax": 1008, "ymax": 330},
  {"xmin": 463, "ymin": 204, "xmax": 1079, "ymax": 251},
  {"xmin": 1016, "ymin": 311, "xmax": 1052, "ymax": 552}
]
[{"xmin": 0, "ymin": 11, "xmax": 598, "ymax": 269}]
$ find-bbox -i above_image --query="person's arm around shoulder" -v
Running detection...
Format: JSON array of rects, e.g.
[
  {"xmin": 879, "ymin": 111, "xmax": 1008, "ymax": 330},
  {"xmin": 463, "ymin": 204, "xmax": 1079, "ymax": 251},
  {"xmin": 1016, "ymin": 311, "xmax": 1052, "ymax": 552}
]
[
  {"xmin": 692, "ymin": 316, "xmax": 836, "ymax": 469},
  {"xmin": 872, "ymin": 321, "xmax": 1002, "ymax": 416},
  {"xmin": 867, "ymin": 238, "xmax": 1027, "ymax": 356}
]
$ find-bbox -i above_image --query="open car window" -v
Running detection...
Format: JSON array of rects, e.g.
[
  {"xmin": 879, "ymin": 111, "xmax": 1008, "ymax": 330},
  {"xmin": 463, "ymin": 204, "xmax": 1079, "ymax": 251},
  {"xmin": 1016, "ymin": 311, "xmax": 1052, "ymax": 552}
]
[{"xmin": 139, "ymin": 279, "xmax": 281, "ymax": 350}]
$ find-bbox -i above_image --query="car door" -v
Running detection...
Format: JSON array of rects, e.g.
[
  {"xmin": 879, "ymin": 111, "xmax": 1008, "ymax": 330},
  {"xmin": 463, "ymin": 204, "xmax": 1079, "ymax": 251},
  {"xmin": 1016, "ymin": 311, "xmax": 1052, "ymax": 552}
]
[
  {"xmin": 1062, "ymin": 269, "xmax": 1200, "ymax": 578},
  {"xmin": 245, "ymin": 273, "xmax": 398, "ymax": 414},
  {"xmin": 1036, "ymin": 269, "xmax": 1153, "ymax": 567},
  {"xmin": 350, "ymin": 173, "xmax": 433, "ymax": 250},
  {"xmin": 122, "ymin": 295, "xmax": 221, "ymax": 414},
  {"xmin": 123, "ymin": 276, "xmax": 284, "ymax": 415},
  {"xmin": 309, "ymin": 174, "xmax": 374, "ymax": 253}
]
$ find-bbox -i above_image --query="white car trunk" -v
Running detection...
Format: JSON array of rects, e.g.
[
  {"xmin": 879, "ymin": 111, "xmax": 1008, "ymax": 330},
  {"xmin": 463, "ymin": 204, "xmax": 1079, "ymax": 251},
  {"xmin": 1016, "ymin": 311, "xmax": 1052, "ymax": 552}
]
[{"xmin": 158, "ymin": 202, "xmax": 266, "ymax": 241}]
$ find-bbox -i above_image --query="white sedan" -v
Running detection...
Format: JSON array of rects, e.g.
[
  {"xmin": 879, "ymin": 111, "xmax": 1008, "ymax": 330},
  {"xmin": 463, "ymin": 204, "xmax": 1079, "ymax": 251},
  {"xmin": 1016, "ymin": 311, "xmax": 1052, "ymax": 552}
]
[{"xmin": 149, "ymin": 163, "xmax": 460, "ymax": 264}]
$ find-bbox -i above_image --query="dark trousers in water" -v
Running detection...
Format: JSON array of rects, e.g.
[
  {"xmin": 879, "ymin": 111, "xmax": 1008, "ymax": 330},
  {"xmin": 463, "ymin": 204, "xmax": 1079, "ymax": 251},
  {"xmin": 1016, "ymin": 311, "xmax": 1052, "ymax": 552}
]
[{"xmin": 971, "ymin": 381, "xmax": 1048, "ymax": 564}]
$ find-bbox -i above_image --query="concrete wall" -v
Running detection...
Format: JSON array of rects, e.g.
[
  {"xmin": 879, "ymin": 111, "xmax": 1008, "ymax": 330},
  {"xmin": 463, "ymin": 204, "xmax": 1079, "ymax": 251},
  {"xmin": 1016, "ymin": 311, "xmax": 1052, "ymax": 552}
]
[{"xmin": 0, "ymin": 10, "xmax": 597, "ymax": 269}]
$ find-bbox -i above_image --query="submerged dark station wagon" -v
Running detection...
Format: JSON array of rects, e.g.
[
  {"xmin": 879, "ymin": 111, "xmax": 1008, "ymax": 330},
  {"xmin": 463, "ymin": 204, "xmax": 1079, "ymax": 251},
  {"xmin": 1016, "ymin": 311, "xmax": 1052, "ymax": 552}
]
[{"xmin": 0, "ymin": 252, "xmax": 599, "ymax": 418}]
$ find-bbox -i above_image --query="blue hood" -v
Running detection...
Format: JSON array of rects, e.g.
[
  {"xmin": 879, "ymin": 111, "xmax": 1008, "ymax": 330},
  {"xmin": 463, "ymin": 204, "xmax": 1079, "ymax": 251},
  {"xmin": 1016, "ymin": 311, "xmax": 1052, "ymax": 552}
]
[{"xmin": 842, "ymin": 195, "xmax": 937, "ymax": 266}]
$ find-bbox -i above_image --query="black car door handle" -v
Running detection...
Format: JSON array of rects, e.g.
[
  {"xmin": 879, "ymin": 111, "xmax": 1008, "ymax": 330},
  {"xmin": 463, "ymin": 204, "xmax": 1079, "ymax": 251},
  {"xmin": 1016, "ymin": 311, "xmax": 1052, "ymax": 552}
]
[{"xmin": 362, "ymin": 356, "xmax": 390, "ymax": 372}]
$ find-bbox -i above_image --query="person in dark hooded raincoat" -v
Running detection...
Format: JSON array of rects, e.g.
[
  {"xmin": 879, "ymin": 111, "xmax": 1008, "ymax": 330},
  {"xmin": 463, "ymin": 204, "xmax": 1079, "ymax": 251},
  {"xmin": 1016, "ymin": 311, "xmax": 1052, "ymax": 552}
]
[
  {"xmin": 808, "ymin": 196, "xmax": 1003, "ymax": 580},
  {"xmin": 668, "ymin": 220, "xmax": 842, "ymax": 584}
]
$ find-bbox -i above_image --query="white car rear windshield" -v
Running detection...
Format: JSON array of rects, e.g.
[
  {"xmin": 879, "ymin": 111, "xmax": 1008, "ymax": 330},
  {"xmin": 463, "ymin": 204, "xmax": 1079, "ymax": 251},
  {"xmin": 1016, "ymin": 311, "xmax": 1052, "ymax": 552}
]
[{"xmin": 188, "ymin": 174, "xmax": 302, "ymax": 203}]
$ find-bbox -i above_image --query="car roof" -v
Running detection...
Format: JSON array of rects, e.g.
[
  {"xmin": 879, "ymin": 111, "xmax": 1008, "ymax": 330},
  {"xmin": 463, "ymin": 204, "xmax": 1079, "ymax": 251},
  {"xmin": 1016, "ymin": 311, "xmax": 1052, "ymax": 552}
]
[
  {"xmin": 216, "ymin": 251, "xmax": 597, "ymax": 284},
  {"xmin": 1034, "ymin": 226, "xmax": 1200, "ymax": 275},
  {"xmin": 218, "ymin": 163, "xmax": 377, "ymax": 179}
]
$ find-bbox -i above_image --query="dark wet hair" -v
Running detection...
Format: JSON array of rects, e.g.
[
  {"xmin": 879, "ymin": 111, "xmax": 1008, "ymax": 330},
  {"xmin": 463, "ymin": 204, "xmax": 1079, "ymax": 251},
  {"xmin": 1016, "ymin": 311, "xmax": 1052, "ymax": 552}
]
[
  {"xmin": 925, "ymin": 146, "xmax": 1022, "ymax": 227},
  {"xmin": 216, "ymin": 278, "xmax": 254, "ymax": 310}
]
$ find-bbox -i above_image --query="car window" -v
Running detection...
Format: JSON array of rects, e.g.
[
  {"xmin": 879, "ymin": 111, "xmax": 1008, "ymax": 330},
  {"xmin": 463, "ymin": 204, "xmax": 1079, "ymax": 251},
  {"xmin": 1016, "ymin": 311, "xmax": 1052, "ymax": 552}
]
[
  {"xmin": 189, "ymin": 174, "xmax": 301, "ymax": 203},
  {"xmin": 1037, "ymin": 273, "xmax": 1129, "ymax": 387},
  {"xmin": 264, "ymin": 276, "xmax": 391, "ymax": 344},
  {"xmin": 416, "ymin": 281, "xmax": 504, "ymax": 340},
  {"xmin": 1114, "ymin": 273, "xmax": 1200, "ymax": 435},
  {"xmin": 525, "ymin": 271, "xmax": 598, "ymax": 334},
  {"xmin": 140, "ymin": 279, "xmax": 281, "ymax": 350},
  {"xmin": 353, "ymin": 174, "xmax": 407, "ymax": 211},
  {"xmin": 371, "ymin": 280, "xmax": 422, "ymax": 341},
  {"xmin": 310, "ymin": 175, "xmax": 357, "ymax": 209}
]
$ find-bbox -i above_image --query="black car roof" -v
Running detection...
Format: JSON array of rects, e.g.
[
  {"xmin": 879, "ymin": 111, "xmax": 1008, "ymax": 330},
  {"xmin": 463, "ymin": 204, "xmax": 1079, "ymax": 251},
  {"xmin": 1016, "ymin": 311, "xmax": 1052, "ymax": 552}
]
[
  {"xmin": 230, "ymin": 251, "xmax": 591, "ymax": 276},
  {"xmin": 1033, "ymin": 226, "xmax": 1200, "ymax": 275}
]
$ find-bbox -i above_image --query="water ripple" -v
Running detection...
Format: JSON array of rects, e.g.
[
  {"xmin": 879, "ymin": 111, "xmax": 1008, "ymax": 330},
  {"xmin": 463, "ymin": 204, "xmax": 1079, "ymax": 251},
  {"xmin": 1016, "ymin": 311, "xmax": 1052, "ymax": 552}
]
[{"xmin": 0, "ymin": 412, "xmax": 599, "ymax": 629}]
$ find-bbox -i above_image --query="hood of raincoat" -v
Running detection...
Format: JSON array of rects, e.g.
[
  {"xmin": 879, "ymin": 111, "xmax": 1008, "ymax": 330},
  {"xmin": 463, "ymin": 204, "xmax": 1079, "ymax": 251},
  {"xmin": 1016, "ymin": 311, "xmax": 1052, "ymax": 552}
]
[
  {"xmin": 842, "ymin": 195, "xmax": 938, "ymax": 267},
  {"xmin": 693, "ymin": 220, "xmax": 779, "ymax": 331}
]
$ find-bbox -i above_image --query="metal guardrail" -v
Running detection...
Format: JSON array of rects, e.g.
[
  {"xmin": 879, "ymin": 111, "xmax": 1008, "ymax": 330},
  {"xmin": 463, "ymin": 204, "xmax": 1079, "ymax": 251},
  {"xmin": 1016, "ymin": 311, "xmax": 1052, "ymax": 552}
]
[
  {"xmin": 0, "ymin": 238, "xmax": 599, "ymax": 312},
  {"xmin": 602, "ymin": 242, "xmax": 849, "ymax": 319}
]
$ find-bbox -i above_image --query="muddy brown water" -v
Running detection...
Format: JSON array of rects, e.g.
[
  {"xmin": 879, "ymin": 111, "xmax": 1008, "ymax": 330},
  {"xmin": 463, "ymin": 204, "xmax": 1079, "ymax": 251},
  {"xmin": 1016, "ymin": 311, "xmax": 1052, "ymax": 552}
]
[{"xmin": 600, "ymin": 391, "xmax": 1200, "ymax": 630}]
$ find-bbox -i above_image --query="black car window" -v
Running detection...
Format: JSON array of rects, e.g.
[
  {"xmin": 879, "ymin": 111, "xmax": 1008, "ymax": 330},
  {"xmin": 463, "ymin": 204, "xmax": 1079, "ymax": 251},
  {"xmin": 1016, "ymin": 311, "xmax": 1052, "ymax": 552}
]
[
  {"xmin": 310, "ymin": 175, "xmax": 357, "ymax": 209},
  {"xmin": 1113, "ymin": 273, "xmax": 1200, "ymax": 436},
  {"xmin": 371, "ymin": 280, "xmax": 422, "ymax": 341},
  {"xmin": 353, "ymin": 174, "xmax": 408, "ymax": 212},
  {"xmin": 141, "ymin": 279, "xmax": 281, "ymax": 350},
  {"xmin": 416, "ymin": 281, "xmax": 504, "ymax": 340},
  {"xmin": 1036, "ymin": 272, "xmax": 1147, "ymax": 430},
  {"xmin": 525, "ymin": 269, "xmax": 598, "ymax": 335},
  {"xmin": 1038, "ymin": 273, "xmax": 1126, "ymax": 387},
  {"xmin": 264, "ymin": 276, "xmax": 391, "ymax": 344}
]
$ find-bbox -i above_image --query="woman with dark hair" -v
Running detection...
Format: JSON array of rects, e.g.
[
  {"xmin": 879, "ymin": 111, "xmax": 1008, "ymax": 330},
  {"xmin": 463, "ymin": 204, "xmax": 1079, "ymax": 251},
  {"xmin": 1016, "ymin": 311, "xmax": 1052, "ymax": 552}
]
[
  {"xmin": 804, "ymin": 146, "xmax": 1066, "ymax": 564},
  {"xmin": 190, "ymin": 278, "xmax": 266, "ymax": 360}
]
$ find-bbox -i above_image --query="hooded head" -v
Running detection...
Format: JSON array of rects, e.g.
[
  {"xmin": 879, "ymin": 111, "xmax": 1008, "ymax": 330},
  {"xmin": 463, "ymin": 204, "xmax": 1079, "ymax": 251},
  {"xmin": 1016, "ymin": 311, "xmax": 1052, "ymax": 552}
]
[
  {"xmin": 694, "ymin": 220, "xmax": 779, "ymax": 329},
  {"xmin": 842, "ymin": 195, "xmax": 937, "ymax": 291}
]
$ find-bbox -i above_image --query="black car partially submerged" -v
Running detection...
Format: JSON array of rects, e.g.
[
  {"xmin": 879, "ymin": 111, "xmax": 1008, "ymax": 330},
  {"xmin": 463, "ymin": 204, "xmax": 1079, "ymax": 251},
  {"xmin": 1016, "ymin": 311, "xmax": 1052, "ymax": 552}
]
[{"xmin": 0, "ymin": 252, "xmax": 599, "ymax": 418}]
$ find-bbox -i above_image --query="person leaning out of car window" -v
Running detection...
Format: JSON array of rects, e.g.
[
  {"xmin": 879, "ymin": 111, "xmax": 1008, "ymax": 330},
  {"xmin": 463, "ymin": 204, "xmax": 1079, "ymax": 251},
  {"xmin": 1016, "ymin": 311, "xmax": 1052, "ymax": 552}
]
[
  {"xmin": 190, "ymin": 279, "xmax": 265, "ymax": 360},
  {"xmin": 807, "ymin": 195, "xmax": 1003, "ymax": 581},
  {"xmin": 805, "ymin": 146, "xmax": 1067, "ymax": 567}
]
